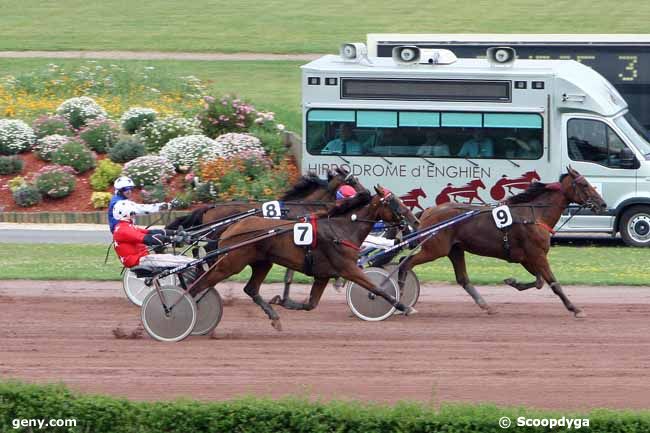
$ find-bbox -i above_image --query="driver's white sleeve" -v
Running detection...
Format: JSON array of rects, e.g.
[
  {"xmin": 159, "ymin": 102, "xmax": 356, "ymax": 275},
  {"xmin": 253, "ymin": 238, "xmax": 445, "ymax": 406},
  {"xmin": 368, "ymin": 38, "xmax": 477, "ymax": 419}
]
[
  {"xmin": 361, "ymin": 234, "xmax": 395, "ymax": 250},
  {"xmin": 133, "ymin": 202, "xmax": 163, "ymax": 215}
]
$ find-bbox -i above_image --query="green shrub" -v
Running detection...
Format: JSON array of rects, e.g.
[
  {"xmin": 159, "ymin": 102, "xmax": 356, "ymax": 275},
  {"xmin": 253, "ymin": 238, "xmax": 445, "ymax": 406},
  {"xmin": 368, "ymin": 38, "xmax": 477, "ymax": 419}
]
[
  {"xmin": 3, "ymin": 381, "xmax": 650, "ymax": 433},
  {"xmin": 56, "ymin": 96, "xmax": 107, "ymax": 129},
  {"xmin": 34, "ymin": 165, "xmax": 77, "ymax": 198},
  {"xmin": 171, "ymin": 191, "xmax": 193, "ymax": 209},
  {"xmin": 12, "ymin": 184, "xmax": 42, "ymax": 207},
  {"xmin": 120, "ymin": 107, "xmax": 157, "ymax": 134},
  {"xmin": 197, "ymin": 95, "xmax": 257, "ymax": 137},
  {"xmin": 0, "ymin": 119, "xmax": 36, "ymax": 155},
  {"xmin": 122, "ymin": 155, "xmax": 175, "ymax": 187},
  {"xmin": 91, "ymin": 192, "xmax": 112, "ymax": 209},
  {"xmin": 194, "ymin": 181, "xmax": 218, "ymax": 203},
  {"xmin": 33, "ymin": 134, "xmax": 70, "ymax": 161},
  {"xmin": 31, "ymin": 115, "xmax": 75, "ymax": 139},
  {"xmin": 137, "ymin": 116, "xmax": 201, "ymax": 153},
  {"xmin": 78, "ymin": 119, "xmax": 119, "ymax": 153},
  {"xmin": 108, "ymin": 136, "xmax": 145, "ymax": 163},
  {"xmin": 90, "ymin": 159, "xmax": 123, "ymax": 191},
  {"xmin": 140, "ymin": 183, "xmax": 167, "ymax": 204},
  {"xmin": 0, "ymin": 156, "xmax": 23, "ymax": 175},
  {"xmin": 51, "ymin": 139, "xmax": 96, "ymax": 173}
]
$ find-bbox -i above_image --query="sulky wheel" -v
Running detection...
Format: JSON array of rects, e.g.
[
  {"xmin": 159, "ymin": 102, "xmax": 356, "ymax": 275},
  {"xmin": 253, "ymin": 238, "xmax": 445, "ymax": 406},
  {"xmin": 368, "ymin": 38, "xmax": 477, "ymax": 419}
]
[
  {"xmin": 141, "ymin": 285, "xmax": 197, "ymax": 342},
  {"xmin": 346, "ymin": 267, "xmax": 399, "ymax": 321},
  {"xmin": 122, "ymin": 269, "xmax": 177, "ymax": 307},
  {"xmin": 191, "ymin": 287, "xmax": 224, "ymax": 335},
  {"xmin": 382, "ymin": 263, "xmax": 420, "ymax": 310}
]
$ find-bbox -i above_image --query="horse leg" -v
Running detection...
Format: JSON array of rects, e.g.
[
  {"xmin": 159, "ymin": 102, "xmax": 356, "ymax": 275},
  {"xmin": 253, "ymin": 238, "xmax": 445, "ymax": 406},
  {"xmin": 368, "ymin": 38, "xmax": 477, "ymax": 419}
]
[
  {"xmin": 276, "ymin": 278, "xmax": 329, "ymax": 311},
  {"xmin": 448, "ymin": 245, "xmax": 496, "ymax": 314},
  {"xmin": 341, "ymin": 264, "xmax": 416, "ymax": 315},
  {"xmin": 534, "ymin": 256, "xmax": 585, "ymax": 318},
  {"xmin": 243, "ymin": 261, "xmax": 284, "ymax": 330},
  {"xmin": 332, "ymin": 277, "xmax": 345, "ymax": 292},
  {"xmin": 269, "ymin": 268, "xmax": 295, "ymax": 305},
  {"xmin": 504, "ymin": 261, "xmax": 544, "ymax": 291}
]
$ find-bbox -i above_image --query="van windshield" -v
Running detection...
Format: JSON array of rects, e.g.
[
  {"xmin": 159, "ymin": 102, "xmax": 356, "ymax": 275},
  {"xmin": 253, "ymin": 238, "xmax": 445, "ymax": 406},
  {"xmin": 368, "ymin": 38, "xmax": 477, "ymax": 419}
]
[{"xmin": 615, "ymin": 113, "xmax": 650, "ymax": 159}]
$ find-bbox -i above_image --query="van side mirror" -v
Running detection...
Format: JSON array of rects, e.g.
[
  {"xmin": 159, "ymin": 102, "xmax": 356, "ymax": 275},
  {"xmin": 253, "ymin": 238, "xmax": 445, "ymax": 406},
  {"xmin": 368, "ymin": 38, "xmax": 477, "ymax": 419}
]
[{"xmin": 620, "ymin": 148, "xmax": 640, "ymax": 169}]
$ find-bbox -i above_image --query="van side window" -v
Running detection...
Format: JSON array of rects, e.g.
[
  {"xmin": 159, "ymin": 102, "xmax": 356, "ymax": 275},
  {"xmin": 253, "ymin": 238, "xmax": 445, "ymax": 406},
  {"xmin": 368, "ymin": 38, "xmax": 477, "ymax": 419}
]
[
  {"xmin": 568, "ymin": 119, "xmax": 633, "ymax": 168},
  {"xmin": 306, "ymin": 109, "xmax": 543, "ymax": 159}
]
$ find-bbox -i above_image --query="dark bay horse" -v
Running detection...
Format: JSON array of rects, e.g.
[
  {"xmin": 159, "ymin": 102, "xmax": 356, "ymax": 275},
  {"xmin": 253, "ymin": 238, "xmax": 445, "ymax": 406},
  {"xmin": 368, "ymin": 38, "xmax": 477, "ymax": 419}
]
[
  {"xmin": 166, "ymin": 167, "xmax": 359, "ymax": 233},
  {"xmin": 191, "ymin": 186, "xmax": 419, "ymax": 330},
  {"xmin": 398, "ymin": 167, "xmax": 607, "ymax": 317}
]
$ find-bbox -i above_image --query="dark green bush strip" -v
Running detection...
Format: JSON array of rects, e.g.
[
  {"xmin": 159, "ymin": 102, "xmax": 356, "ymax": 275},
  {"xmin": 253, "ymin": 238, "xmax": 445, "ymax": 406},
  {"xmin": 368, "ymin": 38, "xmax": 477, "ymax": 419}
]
[{"xmin": 2, "ymin": 381, "xmax": 650, "ymax": 432}]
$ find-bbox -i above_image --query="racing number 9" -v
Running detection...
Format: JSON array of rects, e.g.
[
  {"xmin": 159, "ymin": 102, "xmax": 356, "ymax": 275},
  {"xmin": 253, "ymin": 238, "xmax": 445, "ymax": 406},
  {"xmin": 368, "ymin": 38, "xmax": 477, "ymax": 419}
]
[
  {"xmin": 262, "ymin": 200, "xmax": 281, "ymax": 219},
  {"xmin": 491, "ymin": 205, "xmax": 513, "ymax": 229}
]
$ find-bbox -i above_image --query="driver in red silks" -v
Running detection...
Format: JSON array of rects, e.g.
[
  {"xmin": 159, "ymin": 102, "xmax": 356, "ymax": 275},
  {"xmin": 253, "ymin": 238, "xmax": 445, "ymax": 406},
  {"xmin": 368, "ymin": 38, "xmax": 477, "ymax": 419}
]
[{"xmin": 112, "ymin": 199, "xmax": 194, "ymax": 269}]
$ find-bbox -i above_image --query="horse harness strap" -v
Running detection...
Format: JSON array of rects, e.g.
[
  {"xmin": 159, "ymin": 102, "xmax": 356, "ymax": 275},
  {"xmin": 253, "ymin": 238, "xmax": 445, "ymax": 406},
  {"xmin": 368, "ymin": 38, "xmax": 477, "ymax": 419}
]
[
  {"xmin": 301, "ymin": 214, "xmax": 318, "ymax": 276},
  {"xmin": 536, "ymin": 222, "xmax": 556, "ymax": 235}
]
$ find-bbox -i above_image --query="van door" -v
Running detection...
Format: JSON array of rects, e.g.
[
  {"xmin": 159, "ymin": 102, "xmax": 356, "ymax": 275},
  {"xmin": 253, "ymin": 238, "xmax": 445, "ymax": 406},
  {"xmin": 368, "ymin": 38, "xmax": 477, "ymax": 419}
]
[{"xmin": 559, "ymin": 115, "xmax": 637, "ymax": 231}]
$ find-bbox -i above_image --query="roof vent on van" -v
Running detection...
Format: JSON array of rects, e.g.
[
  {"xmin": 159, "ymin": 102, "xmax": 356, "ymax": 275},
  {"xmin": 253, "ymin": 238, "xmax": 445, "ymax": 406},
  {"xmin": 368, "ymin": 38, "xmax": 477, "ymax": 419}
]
[{"xmin": 392, "ymin": 46, "xmax": 457, "ymax": 66}]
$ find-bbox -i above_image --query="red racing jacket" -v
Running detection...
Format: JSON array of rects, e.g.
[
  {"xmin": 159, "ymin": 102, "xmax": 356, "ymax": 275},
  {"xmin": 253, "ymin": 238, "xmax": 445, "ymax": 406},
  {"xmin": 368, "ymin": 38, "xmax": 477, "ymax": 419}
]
[{"xmin": 113, "ymin": 220, "xmax": 151, "ymax": 268}]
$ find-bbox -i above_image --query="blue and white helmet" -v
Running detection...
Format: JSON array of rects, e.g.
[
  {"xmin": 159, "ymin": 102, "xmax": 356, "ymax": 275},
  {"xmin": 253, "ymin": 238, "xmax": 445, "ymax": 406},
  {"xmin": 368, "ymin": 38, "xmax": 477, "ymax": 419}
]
[
  {"xmin": 113, "ymin": 200, "xmax": 138, "ymax": 221},
  {"xmin": 114, "ymin": 176, "xmax": 135, "ymax": 191}
]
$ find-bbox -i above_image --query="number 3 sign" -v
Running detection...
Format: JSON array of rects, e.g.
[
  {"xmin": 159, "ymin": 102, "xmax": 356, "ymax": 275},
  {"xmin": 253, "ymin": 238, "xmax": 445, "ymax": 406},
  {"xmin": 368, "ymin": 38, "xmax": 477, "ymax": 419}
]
[{"xmin": 492, "ymin": 205, "xmax": 513, "ymax": 229}]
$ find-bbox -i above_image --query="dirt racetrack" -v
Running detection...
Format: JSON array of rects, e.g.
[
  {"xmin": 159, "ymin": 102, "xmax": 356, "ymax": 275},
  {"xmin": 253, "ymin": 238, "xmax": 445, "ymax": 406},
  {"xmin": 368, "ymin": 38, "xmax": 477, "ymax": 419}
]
[{"xmin": 1, "ymin": 279, "xmax": 650, "ymax": 410}]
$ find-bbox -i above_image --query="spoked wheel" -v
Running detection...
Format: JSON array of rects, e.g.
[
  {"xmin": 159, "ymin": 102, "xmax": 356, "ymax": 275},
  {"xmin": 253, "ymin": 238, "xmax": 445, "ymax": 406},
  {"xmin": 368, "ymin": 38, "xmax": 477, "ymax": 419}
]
[
  {"xmin": 191, "ymin": 287, "xmax": 224, "ymax": 335},
  {"xmin": 122, "ymin": 269, "xmax": 177, "ymax": 307},
  {"xmin": 383, "ymin": 263, "xmax": 420, "ymax": 310},
  {"xmin": 141, "ymin": 285, "xmax": 197, "ymax": 342},
  {"xmin": 346, "ymin": 267, "xmax": 399, "ymax": 321}
]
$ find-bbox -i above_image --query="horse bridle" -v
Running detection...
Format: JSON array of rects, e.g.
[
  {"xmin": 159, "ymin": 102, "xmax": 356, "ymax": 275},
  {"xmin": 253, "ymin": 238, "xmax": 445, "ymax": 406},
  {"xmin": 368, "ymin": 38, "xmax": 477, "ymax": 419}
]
[
  {"xmin": 380, "ymin": 191, "xmax": 418, "ymax": 229},
  {"xmin": 567, "ymin": 174, "xmax": 601, "ymax": 212}
]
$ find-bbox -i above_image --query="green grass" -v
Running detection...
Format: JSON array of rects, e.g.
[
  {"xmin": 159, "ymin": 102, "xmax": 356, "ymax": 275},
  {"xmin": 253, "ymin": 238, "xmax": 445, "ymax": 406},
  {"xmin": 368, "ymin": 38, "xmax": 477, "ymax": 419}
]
[
  {"xmin": 0, "ymin": 58, "xmax": 303, "ymax": 131},
  {"xmin": 1, "ymin": 1, "xmax": 649, "ymax": 53},
  {"xmin": 0, "ymin": 242, "xmax": 647, "ymax": 285}
]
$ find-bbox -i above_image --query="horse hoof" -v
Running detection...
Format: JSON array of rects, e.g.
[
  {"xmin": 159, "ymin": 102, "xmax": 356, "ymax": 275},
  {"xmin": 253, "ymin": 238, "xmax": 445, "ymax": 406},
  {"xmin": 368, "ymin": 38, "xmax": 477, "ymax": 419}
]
[
  {"xmin": 404, "ymin": 306, "xmax": 418, "ymax": 316},
  {"xmin": 574, "ymin": 310, "xmax": 587, "ymax": 319},
  {"xmin": 269, "ymin": 295, "xmax": 281, "ymax": 305},
  {"xmin": 271, "ymin": 319, "xmax": 283, "ymax": 331},
  {"xmin": 486, "ymin": 306, "xmax": 498, "ymax": 315},
  {"xmin": 503, "ymin": 278, "xmax": 516, "ymax": 286}
]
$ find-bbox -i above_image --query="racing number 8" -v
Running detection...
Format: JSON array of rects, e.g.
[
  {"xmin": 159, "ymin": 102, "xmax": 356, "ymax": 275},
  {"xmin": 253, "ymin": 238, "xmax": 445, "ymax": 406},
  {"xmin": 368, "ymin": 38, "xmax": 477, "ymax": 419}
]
[
  {"xmin": 262, "ymin": 200, "xmax": 281, "ymax": 219},
  {"xmin": 491, "ymin": 205, "xmax": 513, "ymax": 229}
]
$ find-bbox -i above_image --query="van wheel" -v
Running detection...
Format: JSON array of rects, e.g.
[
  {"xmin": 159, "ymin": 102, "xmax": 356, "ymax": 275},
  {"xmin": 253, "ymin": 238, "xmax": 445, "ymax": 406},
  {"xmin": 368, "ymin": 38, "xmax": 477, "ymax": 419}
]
[{"xmin": 620, "ymin": 206, "xmax": 650, "ymax": 247}]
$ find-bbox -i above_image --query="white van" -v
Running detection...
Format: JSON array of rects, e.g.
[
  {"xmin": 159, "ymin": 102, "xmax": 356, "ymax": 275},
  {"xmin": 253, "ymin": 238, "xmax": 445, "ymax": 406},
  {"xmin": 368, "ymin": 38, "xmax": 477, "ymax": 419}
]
[{"xmin": 298, "ymin": 44, "xmax": 650, "ymax": 246}]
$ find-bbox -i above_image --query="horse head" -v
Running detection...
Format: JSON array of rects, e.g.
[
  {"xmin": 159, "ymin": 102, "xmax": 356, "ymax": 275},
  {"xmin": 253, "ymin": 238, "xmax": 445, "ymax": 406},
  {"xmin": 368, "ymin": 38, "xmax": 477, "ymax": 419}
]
[
  {"xmin": 561, "ymin": 166, "xmax": 607, "ymax": 213},
  {"xmin": 471, "ymin": 179, "xmax": 486, "ymax": 189},
  {"xmin": 373, "ymin": 185, "xmax": 420, "ymax": 228}
]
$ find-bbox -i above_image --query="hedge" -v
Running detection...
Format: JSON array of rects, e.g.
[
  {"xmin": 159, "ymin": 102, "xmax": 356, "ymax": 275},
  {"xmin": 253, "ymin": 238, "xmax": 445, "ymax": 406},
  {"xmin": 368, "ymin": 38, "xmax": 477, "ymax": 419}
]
[{"xmin": 2, "ymin": 381, "xmax": 650, "ymax": 433}]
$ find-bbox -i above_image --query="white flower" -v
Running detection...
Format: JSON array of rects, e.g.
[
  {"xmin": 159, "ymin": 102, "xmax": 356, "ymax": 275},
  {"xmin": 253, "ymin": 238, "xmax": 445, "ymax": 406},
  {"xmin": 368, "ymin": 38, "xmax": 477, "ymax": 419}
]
[
  {"xmin": 55, "ymin": 96, "xmax": 107, "ymax": 127},
  {"xmin": 0, "ymin": 119, "xmax": 36, "ymax": 155},
  {"xmin": 160, "ymin": 135, "xmax": 224, "ymax": 171},
  {"xmin": 34, "ymin": 134, "xmax": 70, "ymax": 160},
  {"xmin": 277, "ymin": 124, "xmax": 286, "ymax": 131},
  {"xmin": 205, "ymin": 133, "xmax": 267, "ymax": 161},
  {"xmin": 122, "ymin": 155, "xmax": 175, "ymax": 186}
]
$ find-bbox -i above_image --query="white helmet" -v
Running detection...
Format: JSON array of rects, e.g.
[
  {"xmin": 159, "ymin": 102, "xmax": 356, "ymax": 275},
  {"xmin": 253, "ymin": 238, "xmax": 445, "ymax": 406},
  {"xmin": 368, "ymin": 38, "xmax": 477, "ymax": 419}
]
[
  {"xmin": 114, "ymin": 176, "xmax": 135, "ymax": 191},
  {"xmin": 113, "ymin": 200, "xmax": 138, "ymax": 221}
]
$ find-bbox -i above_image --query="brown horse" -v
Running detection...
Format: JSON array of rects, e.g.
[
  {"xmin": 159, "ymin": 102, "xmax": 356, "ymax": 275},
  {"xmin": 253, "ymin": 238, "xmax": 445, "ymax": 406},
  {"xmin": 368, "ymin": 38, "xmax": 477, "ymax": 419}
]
[
  {"xmin": 191, "ymin": 186, "xmax": 419, "ymax": 330},
  {"xmin": 398, "ymin": 167, "xmax": 607, "ymax": 317}
]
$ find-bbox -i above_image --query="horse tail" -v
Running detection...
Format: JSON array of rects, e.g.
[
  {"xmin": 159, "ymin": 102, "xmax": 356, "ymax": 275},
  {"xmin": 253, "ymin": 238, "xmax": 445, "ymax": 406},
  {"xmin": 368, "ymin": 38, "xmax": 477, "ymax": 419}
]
[{"xmin": 165, "ymin": 206, "xmax": 210, "ymax": 230}]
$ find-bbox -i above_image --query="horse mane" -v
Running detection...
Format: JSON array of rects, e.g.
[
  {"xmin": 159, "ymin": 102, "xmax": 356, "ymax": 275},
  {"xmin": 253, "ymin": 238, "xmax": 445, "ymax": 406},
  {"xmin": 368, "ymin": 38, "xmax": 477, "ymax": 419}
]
[
  {"xmin": 165, "ymin": 206, "xmax": 211, "ymax": 230},
  {"xmin": 280, "ymin": 172, "xmax": 327, "ymax": 200},
  {"xmin": 327, "ymin": 190, "xmax": 371, "ymax": 217},
  {"xmin": 505, "ymin": 174, "xmax": 569, "ymax": 205}
]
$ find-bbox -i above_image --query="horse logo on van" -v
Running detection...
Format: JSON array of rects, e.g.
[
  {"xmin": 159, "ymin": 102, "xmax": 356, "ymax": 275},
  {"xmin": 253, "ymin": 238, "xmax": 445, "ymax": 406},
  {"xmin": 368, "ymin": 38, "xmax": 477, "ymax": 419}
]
[
  {"xmin": 399, "ymin": 188, "xmax": 427, "ymax": 211},
  {"xmin": 435, "ymin": 180, "xmax": 487, "ymax": 205},
  {"xmin": 490, "ymin": 170, "xmax": 541, "ymax": 200}
]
